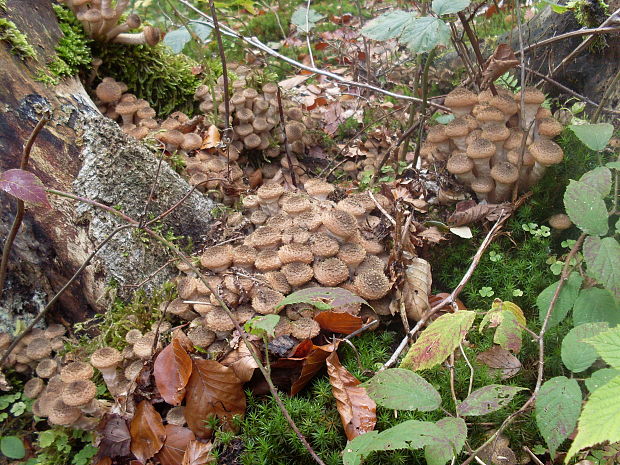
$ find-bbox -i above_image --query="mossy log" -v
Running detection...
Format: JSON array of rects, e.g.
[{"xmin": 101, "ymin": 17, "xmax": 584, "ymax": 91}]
[{"xmin": 0, "ymin": 0, "xmax": 215, "ymax": 329}]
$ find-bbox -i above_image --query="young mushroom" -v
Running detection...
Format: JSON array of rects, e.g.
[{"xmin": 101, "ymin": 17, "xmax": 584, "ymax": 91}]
[
  {"xmin": 528, "ymin": 139, "xmax": 564, "ymax": 185},
  {"xmin": 490, "ymin": 161, "xmax": 519, "ymax": 202},
  {"xmin": 90, "ymin": 347, "xmax": 123, "ymax": 393},
  {"xmin": 447, "ymin": 153, "xmax": 476, "ymax": 186},
  {"xmin": 112, "ymin": 25, "xmax": 161, "ymax": 46}
]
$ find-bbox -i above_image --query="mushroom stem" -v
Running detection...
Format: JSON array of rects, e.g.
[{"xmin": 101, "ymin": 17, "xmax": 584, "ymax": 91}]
[
  {"xmin": 491, "ymin": 182, "xmax": 513, "ymax": 202},
  {"xmin": 528, "ymin": 162, "xmax": 546, "ymax": 185},
  {"xmin": 472, "ymin": 159, "xmax": 491, "ymax": 178},
  {"xmin": 111, "ymin": 31, "xmax": 148, "ymax": 45}
]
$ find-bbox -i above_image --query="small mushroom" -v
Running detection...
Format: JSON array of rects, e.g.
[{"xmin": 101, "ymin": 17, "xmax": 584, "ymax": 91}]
[
  {"xmin": 490, "ymin": 161, "xmax": 519, "ymax": 202},
  {"xmin": 549, "ymin": 213, "xmax": 572, "ymax": 231},
  {"xmin": 447, "ymin": 153, "xmax": 476, "ymax": 186}
]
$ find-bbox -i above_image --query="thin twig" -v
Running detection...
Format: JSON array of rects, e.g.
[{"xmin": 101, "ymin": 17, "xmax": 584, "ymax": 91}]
[
  {"xmin": 304, "ymin": 0, "xmax": 315, "ymax": 68},
  {"xmin": 342, "ymin": 319, "xmax": 380, "ymax": 341},
  {"xmin": 459, "ymin": 343, "xmax": 474, "ymax": 397},
  {"xmin": 516, "ymin": 25, "xmax": 620, "ymax": 55},
  {"xmin": 0, "ymin": 114, "xmax": 50, "ymax": 300},
  {"xmin": 592, "ymin": 68, "xmax": 620, "ymax": 123},
  {"xmin": 522, "ymin": 446, "xmax": 544, "ymax": 465},
  {"xmin": 139, "ymin": 146, "xmax": 166, "ymax": 228},
  {"xmin": 457, "ymin": 11, "xmax": 496, "ymax": 95},
  {"xmin": 368, "ymin": 191, "xmax": 395, "ymax": 225}
]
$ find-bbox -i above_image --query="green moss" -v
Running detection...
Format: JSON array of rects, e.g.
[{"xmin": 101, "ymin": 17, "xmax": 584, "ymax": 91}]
[
  {"xmin": 93, "ymin": 42, "xmax": 201, "ymax": 116},
  {"xmin": 0, "ymin": 18, "xmax": 36, "ymax": 59},
  {"xmin": 244, "ymin": 10, "xmax": 290, "ymax": 43},
  {"xmin": 571, "ymin": 0, "xmax": 609, "ymax": 51},
  {"xmin": 50, "ymin": 5, "xmax": 93, "ymax": 77}
]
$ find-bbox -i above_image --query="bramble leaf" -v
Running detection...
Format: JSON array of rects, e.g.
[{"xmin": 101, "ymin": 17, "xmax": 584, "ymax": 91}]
[
  {"xmin": 563, "ymin": 180, "xmax": 608, "ymax": 236},
  {"xmin": 583, "ymin": 236, "xmax": 620, "ymax": 300},
  {"xmin": 536, "ymin": 273, "xmax": 582, "ymax": 328},
  {"xmin": 579, "ymin": 167, "xmax": 612, "ymax": 197},
  {"xmin": 361, "ymin": 10, "xmax": 417, "ymax": 41},
  {"xmin": 401, "ymin": 17, "xmax": 451, "ymax": 53},
  {"xmin": 363, "ymin": 368, "xmax": 441, "ymax": 411},
  {"xmin": 585, "ymin": 368, "xmax": 620, "ymax": 393},
  {"xmin": 569, "ymin": 123, "xmax": 614, "ymax": 151},
  {"xmin": 291, "ymin": 6, "xmax": 324, "ymax": 33},
  {"xmin": 432, "ymin": 0, "xmax": 470, "ymax": 15},
  {"xmin": 561, "ymin": 323, "xmax": 609, "ymax": 372},
  {"xmin": 457, "ymin": 384, "xmax": 527, "ymax": 416},
  {"xmin": 276, "ymin": 287, "xmax": 369, "ymax": 311},
  {"xmin": 586, "ymin": 325, "xmax": 620, "ymax": 368},
  {"xmin": 424, "ymin": 417, "xmax": 467, "ymax": 465},
  {"xmin": 572, "ymin": 287, "xmax": 620, "ymax": 327}
]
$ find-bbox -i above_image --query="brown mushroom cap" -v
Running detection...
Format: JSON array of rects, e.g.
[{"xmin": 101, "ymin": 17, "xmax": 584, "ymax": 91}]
[
  {"xmin": 466, "ymin": 137, "xmax": 496, "ymax": 159},
  {"xmin": 471, "ymin": 177, "xmax": 495, "ymax": 196},
  {"xmin": 278, "ymin": 243, "xmax": 313, "ymax": 265},
  {"xmin": 166, "ymin": 406, "xmax": 187, "ymax": 426},
  {"xmin": 294, "ymin": 210, "xmax": 323, "ymax": 231},
  {"xmin": 489, "ymin": 94, "xmax": 518, "ymax": 117},
  {"xmin": 257, "ymin": 183, "xmax": 284, "ymax": 203},
  {"xmin": 313, "ymin": 258, "xmax": 350, "ymax": 286},
  {"xmin": 445, "ymin": 118, "xmax": 470, "ymax": 138},
  {"xmin": 516, "ymin": 87, "xmax": 546, "ymax": 105},
  {"xmin": 266, "ymin": 213, "xmax": 293, "ymax": 232},
  {"xmin": 282, "ymin": 195, "xmax": 311, "ymax": 216},
  {"xmin": 447, "ymin": 153, "xmax": 475, "ymax": 175},
  {"xmin": 304, "ymin": 179, "xmax": 334, "ymax": 200},
  {"xmin": 285, "ymin": 122, "xmax": 305, "ymax": 142},
  {"xmin": 353, "ymin": 271, "xmax": 391, "ymax": 300},
  {"xmin": 250, "ymin": 226, "xmax": 281, "ymax": 249},
  {"xmin": 481, "ymin": 123, "xmax": 510, "ymax": 142},
  {"xmin": 281, "ymin": 262, "xmax": 315, "ymax": 286},
  {"xmin": 529, "ymin": 139, "xmax": 564, "ymax": 166},
  {"xmin": 204, "ymin": 308, "xmax": 235, "ymax": 332},
  {"xmin": 290, "ymin": 317, "xmax": 321, "ymax": 340},
  {"xmin": 356, "ymin": 255, "xmax": 386, "ymax": 275},
  {"xmin": 125, "ymin": 329, "xmax": 143, "ymax": 345},
  {"xmin": 322, "ymin": 209, "xmax": 358, "ymax": 241},
  {"xmin": 48, "ymin": 399, "xmax": 82, "ymax": 426},
  {"xmin": 263, "ymin": 271, "xmax": 291, "ymax": 295},
  {"xmin": 24, "ymin": 377, "xmax": 45, "ymax": 399},
  {"xmin": 90, "ymin": 347, "xmax": 122, "ymax": 370},
  {"xmin": 537, "ymin": 117, "xmax": 563, "ymax": 139},
  {"xmin": 96, "ymin": 81, "xmax": 122, "ymax": 103},
  {"xmin": 62, "ymin": 379, "xmax": 97, "ymax": 407},
  {"xmin": 44, "ymin": 324, "xmax": 66, "ymax": 339},
  {"xmin": 549, "ymin": 213, "xmax": 572, "ymax": 230},
  {"xmin": 133, "ymin": 336, "xmax": 156, "ymax": 360},
  {"xmin": 254, "ymin": 249, "xmax": 283, "ymax": 272},
  {"xmin": 244, "ymin": 133, "xmax": 262, "ymax": 150},
  {"xmin": 27, "ymin": 337, "xmax": 52, "ymax": 360},
  {"xmin": 337, "ymin": 198, "xmax": 367, "ymax": 219},
  {"xmin": 181, "ymin": 133, "xmax": 203, "ymax": 151},
  {"xmin": 309, "ymin": 232, "xmax": 340, "ymax": 258},
  {"xmin": 427, "ymin": 125, "xmax": 449, "ymax": 144},
  {"xmin": 200, "ymin": 245, "xmax": 233, "ymax": 271},
  {"xmin": 36, "ymin": 358, "xmax": 58, "ymax": 378},
  {"xmin": 337, "ymin": 242, "xmax": 367, "ymax": 268},
  {"xmin": 476, "ymin": 106, "xmax": 505, "ymax": 126},
  {"xmin": 232, "ymin": 245, "xmax": 257, "ymax": 267},
  {"xmin": 491, "ymin": 161, "xmax": 519, "ymax": 185},
  {"xmin": 60, "ymin": 362, "xmax": 94, "ymax": 383},
  {"xmin": 506, "ymin": 149, "xmax": 534, "ymax": 167},
  {"xmin": 252, "ymin": 289, "xmax": 285, "ymax": 315},
  {"xmin": 444, "ymin": 87, "xmax": 478, "ymax": 113}
]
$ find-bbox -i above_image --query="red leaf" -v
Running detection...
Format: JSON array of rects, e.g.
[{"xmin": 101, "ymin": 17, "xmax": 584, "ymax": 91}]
[
  {"xmin": 271, "ymin": 343, "xmax": 337, "ymax": 395},
  {"xmin": 156, "ymin": 425, "xmax": 195, "ymax": 465},
  {"xmin": 185, "ymin": 359, "xmax": 246, "ymax": 439},
  {"xmin": 314, "ymin": 312, "xmax": 363, "ymax": 334},
  {"xmin": 154, "ymin": 338, "xmax": 193, "ymax": 405},
  {"xmin": 326, "ymin": 352, "xmax": 376, "ymax": 440},
  {"xmin": 129, "ymin": 400, "xmax": 167, "ymax": 463},
  {"xmin": 0, "ymin": 169, "xmax": 51, "ymax": 208},
  {"xmin": 182, "ymin": 440, "xmax": 215, "ymax": 465}
]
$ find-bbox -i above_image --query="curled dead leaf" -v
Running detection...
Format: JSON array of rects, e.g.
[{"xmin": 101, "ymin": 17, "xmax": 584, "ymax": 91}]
[
  {"xmin": 201, "ymin": 125, "xmax": 221, "ymax": 149},
  {"xmin": 96, "ymin": 414, "xmax": 131, "ymax": 459},
  {"xmin": 271, "ymin": 342, "xmax": 337, "ymax": 395},
  {"xmin": 129, "ymin": 401, "xmax": 166, "ymax": 463},
  {"xmin": 220, "ymin": 340, "xmax": 259, "ymax": 383},
  {"xmin": 402, "ymin": 258, "xmax": 432, "ymax": 321},
  {"xmin": 156, "ymin": 425, "xmax": 196, "ymax": 465},
  {"xmin": 154, "ymin": 338, "xmax": 193, "ymax": 406},
  {"xmin": 476, "ymin": 346, "xmax": 521, "ymax": 380},
  {"xmin": 182, "ymin": 440, "xmax": 215, "ymax": 465},
  {"xmin": 314, "ymin": 311, "xmax": 363, "ymax": 334},
  {"xmin": 481, "ymin": 44, "xmax": 519, "ymax": 89}
]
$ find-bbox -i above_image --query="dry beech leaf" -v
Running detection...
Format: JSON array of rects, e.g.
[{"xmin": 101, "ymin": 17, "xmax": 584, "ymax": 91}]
[
  {"xmin": 171, "ymin": 329, "xmax": 196, "ymax": 354},
  {"xmin": 476, "ymin": 346, "xmax": 522, "ymax": 380},
  {"xmin": 129, "ymin": 400, "xmax": 167, "ymax": 463},
  {"xmin": 97, "ymin": 414, "xmax": 131, "ymax": 458},
  {"xmin": 154, "ymin": 338, "xmax": 193, "ymax": 406},
  {"xmin": 182, "ymin": 440, "xmax": 215, "ymax": 465},
  {"xmin": 314, "ymin": 311, "xmax": 363, "ymax": 334},
  {"xmin": 326, "ymin": 352, "xmax": 376, "ymax": 440},
  {"xmin": 201, "ymin": 125, "xmax": 221, "ymax": 149},
  {"xmin": 156, "ymin": 425, "xmax": 195, "ymax": 465},
  {"xmin": 482, "ymin": 43, "xmax": 519, "ymax": 88},
  {"xmin": 448, "ymin": 202, "xmax": 513, "ymax": 226},
  {"xmin": 271, "ymin": 342, "xmax": 337, "ymax": 395},
  {"xmin": 185, "ymin": 359, "xmax": 246, "ymax": 439},
  {"xmin": 220, "ymin": 341, "xmax": 259, "ymax": 383},
  {"xmin": 402, "ymin": 258, "xmax": 432, "ymax": 321}
]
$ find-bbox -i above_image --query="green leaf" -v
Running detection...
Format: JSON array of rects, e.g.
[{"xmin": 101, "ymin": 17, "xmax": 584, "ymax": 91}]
[
  {"xmin": 435, "ymin": 114, "xmax": 455, "ymax": 124},
  {"xmin": 275, "ymin": 286, "xmax": 370, "ymax": 311},
  {"xmin": 585, "ymin": 368, "xmax": 620, "ymax": 392},
  {"xmin": 363, "ymin": 368, "xmax": 441, "ymax": 411},
  {"xmin": 607, "ymin": 161, "xmax": 620, "ymax": 170},
  {"xmin": 431, "ymin": 0, "xmax": 470, "ymax": 15},
  {"xmin": 573, "ymin": 288, "xmax": 620, "ymax": 327},
  {"xmin": 400, "ymin": 311, "xmax": 475, "ymax": 371},
  {"xmin": 480, "ymin": 300, "xmax": 526, "ymax": 353},
  {"xmin": 565, "ymin": 375, "xmax": 620, "ymax": 462},
  {"xmin": 244, "ymin": 314, "xmax": 280, "ymax": 338},
  {"xmin": 1, "ymin": 436, "xmax": 25, "ymax": 459},
  {"xmin": 38, "ymin": 430, "xmax": 57, "ymax": 448},
  {"xmin": 457, "ymin": 384, "xmax": 527, "ymax": 416},
  {"xmin": 569, "ymin": 123, "xmax": 614, "ymax": 151},
  {"xmin": 563, "ymin": 180, "xmax": 608, "ymax": 236},
  {"xmin": 162, "ymin": 23, "xmax": 212, "ymax": 53},
  {"xmin": 542, "ymin": 0, "xmax": 569, "ymax": 13},
  {"xmin": 401, "ymin": 17, "xmax": 451, "ymax": 53},
  {"xmin": 535, "ymin": 376, "xmax": 581, "ymax": 457},
  {"xmin": 586, "ymin": 326, "xmax": 620, "ymax": 368},
  {"xmin": 361, "ymin": 10, "xmax": 417, "ymax": 41},
  {"xmin": 583, "ymin": 237, "xmax": 620, "ymax": 300},
  {"xmin": 424, "ymin": 417, "xmax": 467, "ymax": 465},
  {"xmin": 291, "ymin": 6, "xmax": 325, "ymax": 33},
  {"xmin": 561, "ymin": 323, "xmax": 609, "ymax": 372},
  {"xmin": 580, "ymin": 167, "xmax": 613, "ymax": 197},
  {"xmin": 536, "ymin": 273, "xmax": 583, "ymax": 328}
]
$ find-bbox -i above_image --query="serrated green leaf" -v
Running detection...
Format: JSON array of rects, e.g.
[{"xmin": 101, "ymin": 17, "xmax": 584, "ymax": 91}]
[
  {"xmin": 401, "ymin": 16, "xmax": 451, "ymax": 53},
  {"xmin": 583, "ymin": 237, "xmax": 620, "ymax": 300},
  {"xmin": 480, "ymin": 300, "xmax": 525, "ymax": 353},
  {"xmin": 1, "ymin": 436, "xmax": 25, "ymax": 459},
  {"xmin": 586, "ymin": 326, "xmax": 620, "ymax": 368},
  {"xmin": 569, "ymin": 123, "xmax": 614, "ymax": 151},
  {"xmin": 573, "ymin": 288, "xmax": 620, "ymax": 327},
  {"xmin": 585, "ymin": 368, "xmax": 620, "ymax": 392},
  {"xmin": 363, "ymin": 368, "xmax": 441, "ymax": 411},
  {"xmin": 535, "ymin": 376, "xmax": 581, "ymax": 457},
  {"xmin": 361, "ymin": 10, "xmax": 417, "ymax": 41},
  {"xmin": 424, "ymin": 417, "xmax": 467, "ymax": 465},
  {"xmin": 561, "ymin": 322, "xmax": 609, "ymax": 372},
  {"xmin": 565, "ymin": 375, "xmax": 620, "ymax": 462},
  {"xmin": 537, "ymin": 273, "xmax": 583, "ymax": 328},
  {"xmin": 457, "ymin": 384, "xmax": 527, "ymax": 416},
  {"xmin": 580, "ymin": 167, "xmax": 613, "ymax": 197},
  {"xmin": 275, "ymin": 286, "xmax": 369, "ymax": 311},
  {"xmin": 244, "ymin": 314, "xmax": 280, "ymax": 338},
  {"xmin": 400, "ymin": 311, "xmax": 475, "ymax": 371},
  {"xmin": 432, "ymin": 0, "xmax": 470, "ymax": 15},
  {"xmin": 291, "ymin": 6, "xmax": 324, "ymax": 33},
  {"xmin": 563, "ymin": 180, "xmax": 608, "ymax": 236}
]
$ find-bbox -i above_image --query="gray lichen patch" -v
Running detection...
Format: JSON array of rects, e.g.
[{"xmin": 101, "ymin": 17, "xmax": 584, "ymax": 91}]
[{"xmin": 74, "ymin": 114, "xmax": 216, "ymax": 296}]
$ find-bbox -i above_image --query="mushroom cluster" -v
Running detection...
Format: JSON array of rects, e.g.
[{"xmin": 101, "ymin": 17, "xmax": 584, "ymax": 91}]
[
  {"xmin": 59, "ymin": 0, "xmax": 161, "ymax": 45},
  {"xmin": 0, "ymin": 325, "xmax": 65, "ymax": 374},
  {"xmin": 421, "ymin": 87, "xmax": 565, "ymax": 202},
  {"xmin": 166, "ymin": 179, "xmax": 393, "ymax": 348}
]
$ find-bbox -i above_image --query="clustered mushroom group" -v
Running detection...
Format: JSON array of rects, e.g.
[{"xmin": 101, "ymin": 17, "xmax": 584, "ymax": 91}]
[
  {"xmin": 59, "ymin": 0, "xmax": 161, "ymax": 45},
  {"xmin": 165, "ymin": 179, "xmax": 394, "ymax": 350},
  {"xmin": 421, "ymin": 86, "xmax": 565, "ymax": 203}
]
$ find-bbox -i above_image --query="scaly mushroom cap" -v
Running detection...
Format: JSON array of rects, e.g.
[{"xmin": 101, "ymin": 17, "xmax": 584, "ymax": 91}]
[
  {"xmin": 124, "ymin": 360, "xmax": 144, "ymax": 381},
  {"xmin": 285, "ymin": 122, "xmax": 305, "ymax": 142},
  {"xmin": 356, "ymin": 255, "xmax": 386, "ymax": 275},
  {"xmin": 466, "ymin": 137, "xmax": 496, "ymax": 159},
  {"xmin": 233, "ymin": 306, "xmax": 256, "ymax": 324},
  {"xmin": 235, "ymin": 124, "xmax": 254, "ymax": 137},
  {"xmin": 250, "ymin": 226, "xmax": 281, "ymax": 249},
  {"xmin": 481, "ymin": 123, "xmax": 510, "ymax": 143},
  {"xmin": 263, "ymin": 271, "xmax": 291, "ymax": 295},
  {"xmin": 475, "ymin": 106, "xmax": 505, "ymax": 126},
  {"xmin": 491, "ymin": 161, "xmax": 519, "ymax": 185},
  {"xmin": 252, "ymin": 289, "xmax": 285, "ymax": 315},
  {"xmin": 337, "ymin": 242, "xmax": 367, "ymax": 268},
  {"xmin": 23, "ymin": 377, "xmax": 45, "ymax": 399},
  {"xmin": 253, "ymin": 117, "xmax": 269, "ymax": 132},
  {"xmin": 96, "ymin": 80, "xmax": 122, "ymax": 103},
  {"xmin": 254, "ymin": 249, "xmax": 282, "ymax": 272},
  {"xmin": 0, "ymin": 332, "xmax": 10, "ymax": 349},
  {"xmin": 290, "ymin": 317, "xmax": 321, "ymax": 340},
  {"xmin": 322, "ymin": 209, "xmax": 358, "ymax": 240},
  {"xmin": 282, "ymin": 195, "xmax": 311, "ymax": 216},
  {"xmin": 250, "ymin": 210, "xmax": 268, "ymax": 225},
  {"xmin": 529, "ymin": 139, "xmax": 564, "ymax": 166},
  {"xmin": 133, "ymin": 336, "xmax": 156, "ymax": 360},
  {"xmin": 313, "ymin": 258, "xmax": 350, "ymax": 286},
  {"xmin": 294, "ymin": 210, "xmax": 323, "ymax": 231},
  {"xmin": 282, "ymin": 226, "xmax": 311, "ymax": 245},
  {"xmin": 62, "ymin": 379, "xmax": 97, "ymax": 407},
  {"xmin": 426, "ymin": 125, "xmax": 449, "ymax": 144},
  {"xmin": 549, "ymin": 213, "xmax": 572, "ymax": 230},
  {"xmin": 200, "ymin": 245, "xmax": 233, "ymax": 271},
  {"xmin": 36, "ymin": 358, "xmax": 58, "ymax": 379},
  {"xmin": 181, "ymin": 133, "xmax": 203, "ymax": 151},
  {"xmin": 537, "ymin": 117, "xmax": 563, "ymax": 139},
  {"xmin": 471, "ymin": 177, "xmax": 495, "ymax": 197},
  {"xmin": 353, "ymin": 271, "xmax": 391, "ymax": 300},
  {"xmin": 278, "ymin": 243, "xmax": 313, "ymax": 264},
  {"xmin": 204, "ymin": 308, "xmax": 235, "ymax": 332},
  {"xmin": 44, "ymin": 324, "xmax": 66, "ymax": 339},
  {"xmin": 262, "ymin": 82, "xmax": 278, "ymax": 95},
  {"xmin": 90, "ymin": 347, "xmax": 122, "ymax": 370},
  {"xmin": 46, "ymin": 375, "xmax": 66, "ymax": 395},
  {"xmin": 516, "ymin": 87, "xmax": 545, "ymax": 105},
  {"xmin": 27, "ymin": 337, "xmax": 52, "ymax": 360},
  {"xmin": 242, "ymin": 195, "xmax": 260, "ymax": 210},
  {"xmin": 447, "ymin": 153, "xmax": 474, "ymax": 175},
  {"xmin": 166, "ymin": 406, "xmax": 187, "ymax": 426},
  {"xmin": 489, "ymin": 94, "xmax": 518, "ymax": 118},
  {"xmin": 232, "ymin": 245, "xmax": 257, "ymax": 267},
  {"xmin": 281, "ymin": 262, "xmax": 315, "ymax": 286},
  {"xmin": 236, "ymin": 108, "xmax": 254, "ymax": 124},
  {"xmin": 48, "ymin": 399, "xmax": 82, "ymax": 426},
  {"xmin": 444, "ymin": 87, "xmax": 478, "ymax": 113},
  {"xmin": 336, "ymin": 198, "xmax": 366, "ymax": 219},
  {"xmin": 304, "ymin": 179, "xmax": 334, "ymax": 200},
  {"xmin": 257, "ymin": 183, "xmax": 284, "ymax": 203},
  {"xmin": 445, "ymin": 118, "xmax": 470, "ymax": 138},
  {"xmin": 125, "ymin": 329, "xmax": 143, "ymax": 345},
  {"xmin": 60, "ymin": 362, "xmax": 94, "ymax": 383},
  {"xmin": 266, "ymin": 214, "xmax": 293, "ymax": 232},
  {"xmin": 504, "ymin": 129, "xmax": 526, "ymax": 152},
  {"xmin": 309, "ymin": 233, "xmax": 340, "ymax": 258},
  {"xmin": 506, "ymin": 149, "xmax": 534, "ymax": 167},
  {"xmin": 244, "ymin": 133, "xmax": 262, "ymax": 150},
  {"xmin": 274, "ymin": 316, "xmax": 293, "ymax": 337},
  {"xmin": 157, "ymin": 129, "xmax": 185, "ymax": 149}
]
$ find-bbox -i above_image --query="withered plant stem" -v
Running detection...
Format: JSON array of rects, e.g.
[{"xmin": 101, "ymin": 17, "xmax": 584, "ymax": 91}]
[{"xmin": 457, "ymin": 11, "xmax": 497, "ymax": 95}]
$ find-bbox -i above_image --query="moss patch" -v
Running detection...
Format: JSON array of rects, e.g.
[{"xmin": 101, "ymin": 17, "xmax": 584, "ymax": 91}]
[{"xmin": 0, "ymin": 18, "xmax": 36, "ymax": 59}]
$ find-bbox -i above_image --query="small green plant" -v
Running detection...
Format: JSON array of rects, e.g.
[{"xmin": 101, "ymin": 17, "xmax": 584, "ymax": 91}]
[
  {"xmin": 478, "ymin": 286, "xmax": 494, "ymax": 297},
  {"xmin": 0, "ymin": 18, "xmax": 36, "ymax": 59},
  {"xmin": 521, "ymin": 222, "xmax": 551, "ymax": 238},
  {"xmin": 25, "ymin": 428, "xmax": 98, "ymax": 465},
  {"xmin": 489, "ymin": 251, "xmax": 503, "ymax": 262}
]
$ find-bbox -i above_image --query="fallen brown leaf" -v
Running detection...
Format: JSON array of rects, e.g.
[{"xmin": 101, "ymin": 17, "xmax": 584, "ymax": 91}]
[
  {"xmin": 154, "ymin": 338, "xmax": 193, "ymax": 406},
  {"xmin": 402, "ymin": 258, "xmax": 432, "ymax": 321},
  {"xmin": 476, "ymin": 346, "xmax": 522, "ymax": 379},
  {"xmin": 482, "ymin": 44, "xmax": 519, "ymax": 88},
  {"xmin": 220, "ymin": 340, "xmax": 259, "ymax": 383},
  {"xmin": 129, "ymin": 400, "xmax": 167, "ymax": 463},
  {"xmin": 156, "ymin": 425, "xmax": 196, "ymax": 465},
  {"xmin": 96, "ymin": 414, "xmax": 131, "ymax": 458},
  {"xmin": 185, "ymin": 359, "xmax": 246, "ymax": 439},
  {"xmin": 201, "ymin": 125, "xmax": 221, "ymax": 149},
  {"xmin": 314, "ymin": 311, "xmax": 363, "ymax": 334},
  {"xmin": 271, "ymin": 342, "xmax": 337, "ymax": 395},
  {"xmin": 326, "ymin": 352, "xmax": 376, "ymax": 440},
  {"xmin": 182, "ymin": 440, "xmax": 215, "ymax": 465}
]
